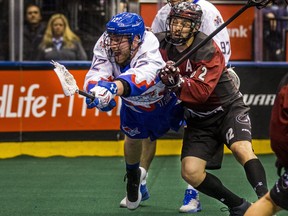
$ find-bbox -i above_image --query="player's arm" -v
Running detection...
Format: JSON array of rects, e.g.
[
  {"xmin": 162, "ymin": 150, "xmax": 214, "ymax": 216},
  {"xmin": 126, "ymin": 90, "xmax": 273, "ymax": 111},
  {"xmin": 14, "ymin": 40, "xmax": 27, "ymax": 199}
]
[
  {"xmin": 84, "ymin": 35, "xmax": 117, "ymax": 111},
  {"xmin": 115, "ymin": 33, "xmax": 165, "ymax": 97},
  {"xmin": 160, "ymin": 45, "xmax": 225, "ymax": 104},
  {"xmin": 179, "ymin": 63, "xmax": 222, "ymax": 104},
  {"xmin": 84, "ymin": 34, "xmax": 114, "ymax": 91}
]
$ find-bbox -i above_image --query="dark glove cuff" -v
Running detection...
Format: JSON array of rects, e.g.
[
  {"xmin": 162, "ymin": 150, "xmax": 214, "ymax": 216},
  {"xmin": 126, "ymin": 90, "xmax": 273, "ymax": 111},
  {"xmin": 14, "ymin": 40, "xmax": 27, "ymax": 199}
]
[{"xmin": 115, "ymin": 78, "xmax": 131, "ymax": 97}]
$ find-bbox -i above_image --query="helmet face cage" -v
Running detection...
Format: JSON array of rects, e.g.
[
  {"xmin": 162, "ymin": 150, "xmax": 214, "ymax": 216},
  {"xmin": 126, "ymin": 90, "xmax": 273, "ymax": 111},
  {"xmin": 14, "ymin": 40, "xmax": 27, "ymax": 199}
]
[
  {"xmin": 165, "ymin": 15, "xmax": 195, "ymax": 45},
  {"xmin": 166, "ymin": 2, "xmax": 203, "ymax": 45},
  {"xmin": 103, "ymin": 32, "xmax": 132, "ymax": 61}
]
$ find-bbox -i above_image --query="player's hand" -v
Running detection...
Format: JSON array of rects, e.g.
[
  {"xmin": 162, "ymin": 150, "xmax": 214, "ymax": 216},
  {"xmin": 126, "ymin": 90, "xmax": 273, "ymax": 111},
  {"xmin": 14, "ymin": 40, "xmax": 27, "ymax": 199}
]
[
  {"xmin": 159, "ymin": 61, "xmax": 181, "ymax": 89},
  {"xmin": 86, "ymin": 97, "xmax": 116, "ymax": 111},
  {"xmin": 86, "ymin": 81, "xmax": 117, "ymax": 111}
]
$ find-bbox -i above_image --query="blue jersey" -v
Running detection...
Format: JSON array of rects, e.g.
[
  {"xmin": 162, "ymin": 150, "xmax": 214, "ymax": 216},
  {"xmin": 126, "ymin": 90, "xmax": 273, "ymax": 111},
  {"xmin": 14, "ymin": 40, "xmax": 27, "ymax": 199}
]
[{"xmin": 84, "ymin": 31, "xmax": 183, "ymax": 139}]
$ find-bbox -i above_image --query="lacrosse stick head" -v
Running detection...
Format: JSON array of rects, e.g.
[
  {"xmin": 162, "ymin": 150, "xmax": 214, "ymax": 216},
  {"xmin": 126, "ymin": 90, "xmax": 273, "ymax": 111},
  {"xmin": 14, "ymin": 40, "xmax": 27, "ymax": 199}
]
[{"xmin": 51, "ymin": 60, "xmax": 79, "ymax": 97}]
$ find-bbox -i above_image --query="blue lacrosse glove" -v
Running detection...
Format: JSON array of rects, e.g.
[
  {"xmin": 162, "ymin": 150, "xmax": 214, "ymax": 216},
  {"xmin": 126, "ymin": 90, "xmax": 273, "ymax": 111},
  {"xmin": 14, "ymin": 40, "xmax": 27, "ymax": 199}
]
[
  {"xmin": 85, "ymin": 80, "xmax": 118, "ymax": 111},
  {"xmin": 86, "ymin": 97, "xmax": 116, "ymax": 111}
]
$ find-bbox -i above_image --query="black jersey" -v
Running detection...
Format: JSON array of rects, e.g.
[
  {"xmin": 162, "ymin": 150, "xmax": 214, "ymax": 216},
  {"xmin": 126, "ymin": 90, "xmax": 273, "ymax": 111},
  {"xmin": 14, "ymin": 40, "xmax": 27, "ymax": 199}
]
[{"xmin": 156, "ymin": 32, "xmax": 241, "ymax": 113}]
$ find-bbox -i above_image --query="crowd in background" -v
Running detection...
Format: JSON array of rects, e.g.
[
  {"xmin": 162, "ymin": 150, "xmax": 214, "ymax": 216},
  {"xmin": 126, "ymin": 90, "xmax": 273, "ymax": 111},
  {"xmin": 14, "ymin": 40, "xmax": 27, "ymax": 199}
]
[
  {"xmin": 0, "ymin": 0, "xmax": 111, "ymax": 61},
  {"xmin": 0, "ymin": 0, "xmax": 287, "ymax": 61},
  {"xmin": 262, "ymin": 0, "xmax": 288, "ymax": 61},
  {"xmin": 24, "ymin": 4, "xmax": 87, "ymax": 61}
]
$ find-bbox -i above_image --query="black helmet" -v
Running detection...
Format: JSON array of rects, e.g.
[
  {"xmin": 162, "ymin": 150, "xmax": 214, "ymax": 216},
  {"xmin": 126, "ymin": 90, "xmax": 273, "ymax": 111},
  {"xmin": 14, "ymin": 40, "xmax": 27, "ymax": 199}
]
[{"xmin": 166, "ymin": 2, "xmax": 202, "ymax": 45}]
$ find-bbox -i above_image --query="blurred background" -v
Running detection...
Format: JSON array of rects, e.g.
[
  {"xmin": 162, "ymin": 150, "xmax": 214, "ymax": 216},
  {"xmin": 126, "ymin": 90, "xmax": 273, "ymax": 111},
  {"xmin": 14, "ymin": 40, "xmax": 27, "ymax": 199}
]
[{"xmin": 0, "ymin": 0, "xmax": 287, "ymax": 61}]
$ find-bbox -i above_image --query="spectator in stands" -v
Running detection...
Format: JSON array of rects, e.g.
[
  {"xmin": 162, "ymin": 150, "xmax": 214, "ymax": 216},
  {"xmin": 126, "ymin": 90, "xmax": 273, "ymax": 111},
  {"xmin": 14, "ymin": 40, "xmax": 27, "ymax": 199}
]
[
  {"xmin": 262, "ymin": 0, "xmax": 288, "ymax": 61},
  {"xmin": 37, "ymin": 13, "xmax": 87, "ymax": 61},
  {"xmin": 119, "ymin": 0, "xmax": 128, "ymax": 12},
  {"xmin": 23, "ymin": 4, "xmax": 46, "ymax": 60},
  {"xmin": 0, "ymin": 0, "xmax": 9, "ymax": 60}
]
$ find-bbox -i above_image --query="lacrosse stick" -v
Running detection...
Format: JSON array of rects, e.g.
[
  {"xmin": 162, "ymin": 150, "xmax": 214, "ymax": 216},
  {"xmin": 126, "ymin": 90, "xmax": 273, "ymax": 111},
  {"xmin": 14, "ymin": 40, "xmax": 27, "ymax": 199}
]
[
  {"xmin": 51, "ymin": 60, "xmax": 95, "ymax": 99},
  {"xmin": 174, "ymin": 0, "xmax": 273, "ymax": 67}
]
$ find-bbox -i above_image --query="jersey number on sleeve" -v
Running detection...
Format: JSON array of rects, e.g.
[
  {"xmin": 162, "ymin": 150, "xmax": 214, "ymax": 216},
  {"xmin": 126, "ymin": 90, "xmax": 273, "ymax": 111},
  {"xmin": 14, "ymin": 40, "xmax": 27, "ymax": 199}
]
[
  {"xmin": 198, "ymin": 66, "xmax": 207, "ymax": 81},
  {"xmin": 220, "ymin": 41, "xmax": 231, "ymax": 55}
]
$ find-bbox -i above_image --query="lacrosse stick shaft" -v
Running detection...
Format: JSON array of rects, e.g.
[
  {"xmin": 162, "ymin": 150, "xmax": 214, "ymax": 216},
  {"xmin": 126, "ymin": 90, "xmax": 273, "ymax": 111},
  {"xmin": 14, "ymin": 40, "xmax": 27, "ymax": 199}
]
[
  {"xmin": 78, "ymin": 90, "xmax": 95, "ymax": 99},
  {"xmin": 174, "ymin": 0, "xmax": 270, "ymax": 67}
]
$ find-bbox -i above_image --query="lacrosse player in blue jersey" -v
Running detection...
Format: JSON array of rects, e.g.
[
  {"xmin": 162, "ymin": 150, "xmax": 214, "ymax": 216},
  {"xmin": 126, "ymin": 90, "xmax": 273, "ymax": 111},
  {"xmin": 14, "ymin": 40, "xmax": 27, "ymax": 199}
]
[{"xmin": 83, "ymin": 12, "xmax": 184, "ymax": 210}]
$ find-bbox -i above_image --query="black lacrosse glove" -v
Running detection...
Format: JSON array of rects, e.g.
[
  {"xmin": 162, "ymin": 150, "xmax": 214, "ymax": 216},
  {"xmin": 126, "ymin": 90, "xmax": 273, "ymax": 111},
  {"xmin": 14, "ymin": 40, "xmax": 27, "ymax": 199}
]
[{"xmin": 159, "ymin": 61, "xmax": 183, "ymax": 92}]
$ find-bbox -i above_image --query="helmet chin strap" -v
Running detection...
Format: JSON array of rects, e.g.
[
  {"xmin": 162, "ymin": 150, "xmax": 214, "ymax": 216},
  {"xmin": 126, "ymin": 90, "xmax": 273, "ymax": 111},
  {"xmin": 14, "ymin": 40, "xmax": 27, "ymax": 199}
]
[
  {"xmin": 175, "ymin": 35, "xmax": 195, "ymax": 52},
  {"xmin": 185, "ymin": 36, "xmax": 194, "ymax": 48}
]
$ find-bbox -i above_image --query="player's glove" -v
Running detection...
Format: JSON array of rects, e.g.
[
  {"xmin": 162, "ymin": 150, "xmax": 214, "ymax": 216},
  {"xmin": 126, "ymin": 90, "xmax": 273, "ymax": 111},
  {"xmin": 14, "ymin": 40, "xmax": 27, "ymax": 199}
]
[
  {"xmin": 159, "ymin": 61, "xmax": 183, "ymax": 91},
  {"xmin": 86, "ymin": 80, "xmax": 118, "ymax": 111},
  {"xmin": 86, "ymin": 97, "xmax": 117, "ymax": 112}
]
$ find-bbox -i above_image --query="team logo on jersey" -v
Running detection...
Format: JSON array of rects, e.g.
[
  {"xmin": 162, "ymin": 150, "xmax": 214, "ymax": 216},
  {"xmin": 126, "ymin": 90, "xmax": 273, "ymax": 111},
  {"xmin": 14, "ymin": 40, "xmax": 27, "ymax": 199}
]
[
  {"xmin": 109, "ymin": 85, "xmax": 117, "ymax": 94},
  {"xmin": 236, "ymin": 113, "xmax": 251, "ymax": 125},
  {"xmin": 122, "ymin": 126, "xmax": 140, "ymax": 136},
  {"xmin": 214, "ymin": 16, "xmax": 223, "ymax": 27},
  {"xmin": 124, "ymin": 83, "xmax": 164, "ymax": 106},
  {"xmin": 168, "ymin": 76, "xmax": 176, "ymax": 85}
]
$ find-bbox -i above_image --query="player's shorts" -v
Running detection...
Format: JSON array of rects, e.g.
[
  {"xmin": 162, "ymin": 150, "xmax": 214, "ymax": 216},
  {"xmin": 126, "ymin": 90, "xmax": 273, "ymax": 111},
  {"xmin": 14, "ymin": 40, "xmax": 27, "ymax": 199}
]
[
  {"xmin": 120, "ymin": 97, "xmax": 184, "ymax": 141},
  {"xmin": 270, "ymin": 168, "xmax": 288, "ymax": 210},
  {"xmin": 181, "ymin": 98, "xmax": 251, "ymax": 169}
]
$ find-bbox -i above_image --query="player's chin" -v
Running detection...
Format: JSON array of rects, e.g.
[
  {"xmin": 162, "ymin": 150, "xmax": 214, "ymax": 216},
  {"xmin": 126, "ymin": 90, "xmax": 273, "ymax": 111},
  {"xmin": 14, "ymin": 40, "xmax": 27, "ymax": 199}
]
[
  {"xmin": 115, "ymin": 55, "xmax": 127, "ymax": 65},
  {"xmin": 172, "ymin": 35, "xmax": 182, "ymax": 40}
]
